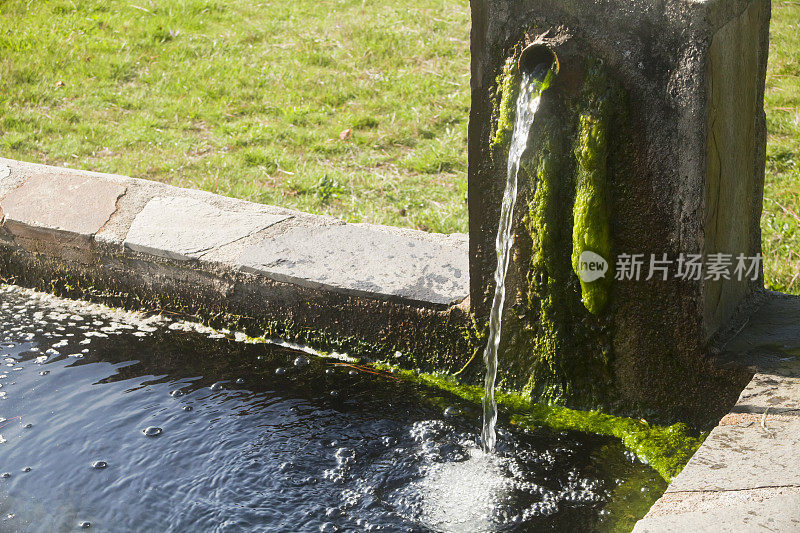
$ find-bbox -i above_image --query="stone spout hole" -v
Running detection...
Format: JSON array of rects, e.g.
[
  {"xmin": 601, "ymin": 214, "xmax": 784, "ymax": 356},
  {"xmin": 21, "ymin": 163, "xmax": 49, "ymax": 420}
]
[{"xmin": 518, "ymin": 43, "xmax": 559, "ymax": 78}]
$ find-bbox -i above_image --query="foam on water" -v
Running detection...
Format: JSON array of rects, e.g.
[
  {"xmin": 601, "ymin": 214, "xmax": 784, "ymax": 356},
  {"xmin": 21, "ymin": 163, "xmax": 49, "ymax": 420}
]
[{"xmin": 406, "ymin": 446, "xmax": 512, "ymax": 532}]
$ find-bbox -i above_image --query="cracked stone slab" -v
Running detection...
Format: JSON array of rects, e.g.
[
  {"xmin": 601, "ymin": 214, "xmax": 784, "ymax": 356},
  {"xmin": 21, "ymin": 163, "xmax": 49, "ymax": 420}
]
[
  {"xmin": 664, "ymin": 417, "xmax": 800, "ymax": 493},
  {"xmin": 0, "ymin": 173, "xmax": 126, "ymax": 237},
  {"xmin": 634, "ymin": 489, "xmax": 800, "ymax": 532},
  {"xmin": 124, "ymin": 196, "xmax": 290, "ymax": 261},
  {"xmin": 238, "ymin": 224, "xmax": 469, "ymax": 306}
]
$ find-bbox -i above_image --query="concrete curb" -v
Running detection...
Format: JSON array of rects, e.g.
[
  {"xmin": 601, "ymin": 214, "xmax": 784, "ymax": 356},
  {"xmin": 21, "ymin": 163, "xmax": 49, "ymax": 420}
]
[
  {"xmin": 0, "ymin": 158, "xmax": 474, "ymax": 371},
  {"xmin": 634, "ymin": 292, "xmax": 800, "ymax": 532}
]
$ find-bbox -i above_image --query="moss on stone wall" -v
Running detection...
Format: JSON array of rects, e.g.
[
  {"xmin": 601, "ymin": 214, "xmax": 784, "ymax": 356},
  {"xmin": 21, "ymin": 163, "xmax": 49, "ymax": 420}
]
[
  {"xmin": 571, "ymin": 62, "xmax": 619, "ymax": 315},
  {"xmin": 490, "ymin": 57, "xmax": 520, "ymax": 155},
  {"xmin": 0, "ymin": 248, "xmax": 476, "ymax": 375},
  {"xmin": 485, "ymin": 55, "xmax": 623, "ymax": 409},
  {"xmin": 522, "ymin": 135, "xmax": 576, "ymax": 403},
  {"xmin": 572, "ymin": 111, "xmax": 613, "ymax": 314}
]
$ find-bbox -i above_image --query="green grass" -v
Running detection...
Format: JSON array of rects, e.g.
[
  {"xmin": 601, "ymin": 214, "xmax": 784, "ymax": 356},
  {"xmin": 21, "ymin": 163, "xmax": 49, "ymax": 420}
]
[
  {"xmin": 0, "ymin": 0, "xmax": 470, "ymax": 233},
  {"xmin": 764, "ymin": 1, "xmax": 800, "ymax": 294},
  {"xmin": 0, "ymin": 0, "xmax": 797, "ymax": 291}
]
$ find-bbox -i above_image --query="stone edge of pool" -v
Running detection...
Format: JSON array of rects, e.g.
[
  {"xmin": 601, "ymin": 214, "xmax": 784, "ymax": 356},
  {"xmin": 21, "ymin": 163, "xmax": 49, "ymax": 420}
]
[
  {"xmin": 0, "ymin": 157, "xmax": 475, "ymax": 372},
  {"xmin": 634, "ymin": 293, "xmax": 800, "ymax": 532}
]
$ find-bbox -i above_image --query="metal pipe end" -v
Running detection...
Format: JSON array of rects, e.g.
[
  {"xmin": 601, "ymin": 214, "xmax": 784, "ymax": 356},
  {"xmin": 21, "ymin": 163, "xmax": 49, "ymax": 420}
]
[{"xmin": 518, "ymin": 43, "xmax": 559, "ymax": 77}]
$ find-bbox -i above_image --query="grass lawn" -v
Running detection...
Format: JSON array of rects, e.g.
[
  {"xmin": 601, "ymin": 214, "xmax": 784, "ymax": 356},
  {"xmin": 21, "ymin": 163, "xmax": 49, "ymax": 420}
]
[
  {"xmin": 1, "ymin": 0, "xmax": 797, "ymax": 292},
  {"xmin": 0, "ymin": 0, "xmax": 470, "ymax": 233},
  {"xmin": 763, "ymin": 0, "xmax": 800, "ymax": 293}
]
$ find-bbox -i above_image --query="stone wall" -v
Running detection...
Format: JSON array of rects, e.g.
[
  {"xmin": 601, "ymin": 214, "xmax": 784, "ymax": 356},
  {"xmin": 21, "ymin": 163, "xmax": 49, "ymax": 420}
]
[
  {"xmin": 468, "ymin": 0, "xmax": 770, "ymax": 423},
  {"xmin": 0, "ymin": 159, "xmax": 474, "ymax": 375}
]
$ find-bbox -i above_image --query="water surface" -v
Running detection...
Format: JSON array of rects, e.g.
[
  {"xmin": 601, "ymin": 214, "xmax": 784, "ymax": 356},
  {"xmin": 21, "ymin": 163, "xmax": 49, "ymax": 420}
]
[{"xmin": 0, "ymin": 286, "xmax": 664, "ymax": 532}]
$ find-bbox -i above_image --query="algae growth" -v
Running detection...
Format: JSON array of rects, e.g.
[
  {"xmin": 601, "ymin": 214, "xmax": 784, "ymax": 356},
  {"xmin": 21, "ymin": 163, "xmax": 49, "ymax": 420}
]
[
  {"xmin": 491, "ymin": 55, "xmax": 556, "ymax": 157},
  {"xmin": 572, "ymin": 65, "xmax": 615, "ymax": 315},
  {"xmin": 495, "ymin": 57, "xmax": 618, "ymax": 405},
  {"xmin": 522, "ymin": 136, "xmax": 581, "ymax": 403},
  {"xmin": 490, "ymin": 57, "xmax": 521, "ymax": 154},
  {"xmin": 377, "ymin": 363, "xmax": 703, "ymax": 483}
]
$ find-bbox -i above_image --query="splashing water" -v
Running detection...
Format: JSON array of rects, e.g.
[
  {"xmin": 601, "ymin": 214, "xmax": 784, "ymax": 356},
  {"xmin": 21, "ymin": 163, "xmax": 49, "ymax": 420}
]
[
  {"xmin": 482, "ymin": 67, "xmax": 551, "ymax": 453},
  {"xmin": 408, "ymin": 443, "xmax": 516, "ymax": 532}
]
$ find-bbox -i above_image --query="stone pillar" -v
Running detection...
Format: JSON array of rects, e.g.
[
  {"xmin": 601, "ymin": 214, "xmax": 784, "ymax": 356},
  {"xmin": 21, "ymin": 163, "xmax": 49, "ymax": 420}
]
[{"xmin": 468, "ymin": 0, "xmax": 770, "ymax": 424}]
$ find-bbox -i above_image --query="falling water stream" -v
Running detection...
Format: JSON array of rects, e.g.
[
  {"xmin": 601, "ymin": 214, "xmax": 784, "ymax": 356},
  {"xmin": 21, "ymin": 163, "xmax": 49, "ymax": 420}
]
[{"xmin": 482, "ymin": 65, "xmax": 551, "ymax": 453}]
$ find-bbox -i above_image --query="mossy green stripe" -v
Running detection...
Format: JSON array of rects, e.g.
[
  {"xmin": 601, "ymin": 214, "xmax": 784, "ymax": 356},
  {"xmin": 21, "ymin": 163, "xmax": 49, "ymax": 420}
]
[
  {"xmin": 375, "ymin": 363, "xmax": 704, "ymax": 482},
  {"xmin": 490, "ymin": 57, "xmax": 520, "ymax": 154},
  {"xmin": 572, "ymin": 107, "xmax": 613, "ymax": 314}
]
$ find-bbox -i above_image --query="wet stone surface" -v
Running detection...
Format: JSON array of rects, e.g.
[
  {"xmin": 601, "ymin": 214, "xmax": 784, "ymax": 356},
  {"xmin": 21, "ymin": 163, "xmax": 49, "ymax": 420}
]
[{"xmin": 0, "ymin": 285, "xmax": 664, "ymax": 532}]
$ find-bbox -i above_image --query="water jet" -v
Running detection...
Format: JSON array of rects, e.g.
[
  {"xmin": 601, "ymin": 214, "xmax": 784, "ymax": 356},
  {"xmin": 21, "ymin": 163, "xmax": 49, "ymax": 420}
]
[{"xmin": 481, "ymin": 52, "xmax": 556, "ymax": 453}]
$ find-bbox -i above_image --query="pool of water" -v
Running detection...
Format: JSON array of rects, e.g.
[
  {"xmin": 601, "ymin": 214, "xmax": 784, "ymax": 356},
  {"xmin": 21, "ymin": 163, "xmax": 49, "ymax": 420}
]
[{"xmin": 0, "ymin": 285, "xmax": 664, "ymax": 532}]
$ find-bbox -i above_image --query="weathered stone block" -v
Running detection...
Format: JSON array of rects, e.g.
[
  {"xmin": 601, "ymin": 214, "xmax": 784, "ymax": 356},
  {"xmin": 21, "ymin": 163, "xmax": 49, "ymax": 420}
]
[
  {"xmin": 0, "ymin": 172, "xmax": 126, "ymax": 241},
  {"xmin": 469, "ymin": 0, "xmax": 770, "ymax": 420},
  {"xmin": 238, "ymin": 224, "xmax": 469, "ymax": 306},
  {"xmin": 124, "ymin": 196, "xmax": 290, "ymax": 261}
]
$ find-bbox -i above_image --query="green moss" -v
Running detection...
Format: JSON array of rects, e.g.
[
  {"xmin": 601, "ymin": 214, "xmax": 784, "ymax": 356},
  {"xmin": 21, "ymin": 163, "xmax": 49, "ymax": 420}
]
[
  {"xmin": 490, "ymin": 57, "xmax": 519, "ymax": 154},
  {"xmin": 496, "ymin": 58, "xmax": 618, "ymax": 405},
  {"xmin": 490, "ymin": 57, "xmax": 557, "ymax": 157},
  {"xmin": 377, "ymin": 363, "xmax": 703, "ymax": 482},
  {"xmin": 523, "ymin": 139, "xmax": 574, "ymax": 402},
  {"xmin": 572, "ymin": 76, "xmax": 614, "ymax": 314},
  {"xmin": 513, "ymin": 408, "xmax": 703, "ymax": 483}
]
